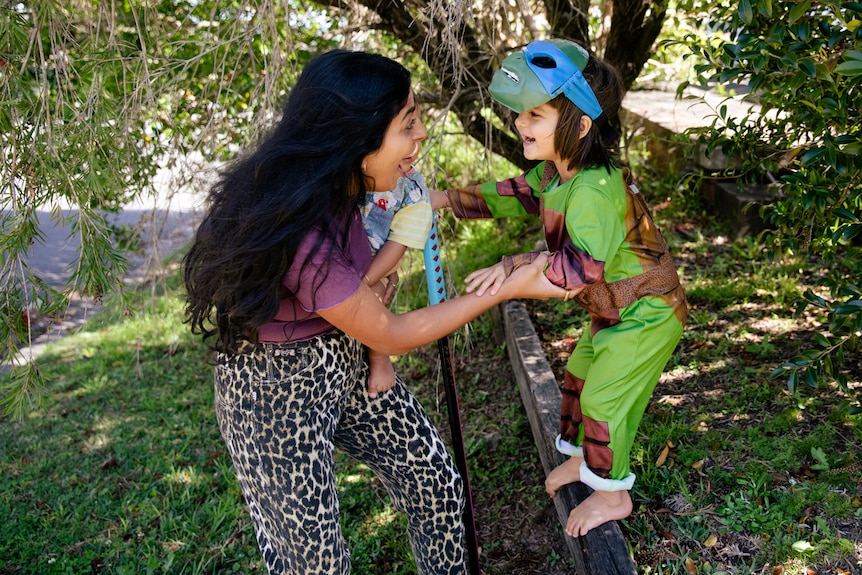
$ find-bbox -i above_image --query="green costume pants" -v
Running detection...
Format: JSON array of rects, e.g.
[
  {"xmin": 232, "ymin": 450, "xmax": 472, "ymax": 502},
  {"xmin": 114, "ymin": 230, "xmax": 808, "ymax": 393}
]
[{"xmin": 564, "ymin": 296, "xmax": 684, "ymax": 488}]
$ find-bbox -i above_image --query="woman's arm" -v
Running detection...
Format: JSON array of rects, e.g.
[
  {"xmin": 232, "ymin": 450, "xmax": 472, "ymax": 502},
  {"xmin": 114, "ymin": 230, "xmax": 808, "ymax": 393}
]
[{"xmin": 317, "ymin": 253, "xmax": 565, "ymax": 355}]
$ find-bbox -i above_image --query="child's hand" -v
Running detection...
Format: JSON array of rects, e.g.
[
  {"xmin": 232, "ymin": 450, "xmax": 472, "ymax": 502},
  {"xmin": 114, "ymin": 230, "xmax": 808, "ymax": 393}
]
[
  {"xmin": 382, "ymin": 271, "xmax": 399, "ymax": 305},
  {"xmin": 463, "ymin": 262, "xmax": 507, "ymax": 296}
]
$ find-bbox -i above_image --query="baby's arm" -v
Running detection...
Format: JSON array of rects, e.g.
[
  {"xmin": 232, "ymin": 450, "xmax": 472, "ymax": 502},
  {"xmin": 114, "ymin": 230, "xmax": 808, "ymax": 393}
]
[{"xmin": 365, "ymin": 240, "xmax": 407, "ymax": 285}]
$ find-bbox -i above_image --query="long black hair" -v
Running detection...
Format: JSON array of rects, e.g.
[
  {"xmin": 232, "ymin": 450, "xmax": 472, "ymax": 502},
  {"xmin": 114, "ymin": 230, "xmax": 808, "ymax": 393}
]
[{"xmin": 183, "ymin": 50, "xmax": 412, "ymax": 354}]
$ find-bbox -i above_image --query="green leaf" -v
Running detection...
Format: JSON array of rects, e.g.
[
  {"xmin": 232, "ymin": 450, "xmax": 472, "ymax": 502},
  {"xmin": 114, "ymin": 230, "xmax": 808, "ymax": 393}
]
[
  {"xmin": 0, "ymin": 364, "xmax": 46, "ymax": 419},
  {"xmin": 843, "ymin": 224, "xmax": 862, "ymax": 240},
  {"xmin": 833, "ymin": 208, "xmax": 859, "ymax": 221},
  {"xmin": 788, "ymin": 370, "xmax": 799, "ymax": 393},
  {"xmin": 739, "ymin": 0, "xmax": 754, "ymax": 24},
  {"xmin": 802, "ymin": 289, "xmax": 828, "ymax": 307},
  {"xmin": 794, "ymin": 20, "xmax": 810, "ymax": 40},
  {"xmin": 834, "ymin": 301, "xmax": 862, "ymax": 314},
  {"xmin": 789, "ymin": 0, "xmax": 812, "ymax": 23},
  {"xmin": 792, "ymin": 540, "xmax": 814, "ymax": 553},
  {"xmin": 810, "ymin": 446, "xmax": 829, "ymax": 469},
  {"xmin": 815, "ymin": 62, "xmax": 835, "ymax": 82},
  {"xmin": 834, "ymin": 60, "xmax": 862, "ymax": 76},
  {"xmin": 801, "ymin": 147, "xmax": 828, "ymax": 166},
  {"xmin": 843, "ymin": 141, "xmax": 862, "ymax": 155}
]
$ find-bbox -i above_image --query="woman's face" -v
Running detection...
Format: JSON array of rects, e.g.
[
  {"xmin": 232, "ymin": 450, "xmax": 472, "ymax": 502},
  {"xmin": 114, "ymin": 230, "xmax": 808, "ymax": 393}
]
[{"xmin": 363, "ymin": 91, "xmax": 427, "ymax": 192}]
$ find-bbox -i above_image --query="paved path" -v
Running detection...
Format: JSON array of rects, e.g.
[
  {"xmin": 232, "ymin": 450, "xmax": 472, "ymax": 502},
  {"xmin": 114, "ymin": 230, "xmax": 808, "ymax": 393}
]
[{"xmin": 623, "ymin": 85, "xmax": 761, "ymax": 135}]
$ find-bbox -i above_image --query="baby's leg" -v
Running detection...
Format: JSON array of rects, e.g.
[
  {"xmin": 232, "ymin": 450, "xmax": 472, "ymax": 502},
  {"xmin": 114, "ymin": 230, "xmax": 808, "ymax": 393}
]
[
  {"xmin": 367, "ymin": 348, "xmax": 396, "ymax": 398},
  {"xmin": 565, "ymin": 489, "xmax": 633, "ymax": 537}
]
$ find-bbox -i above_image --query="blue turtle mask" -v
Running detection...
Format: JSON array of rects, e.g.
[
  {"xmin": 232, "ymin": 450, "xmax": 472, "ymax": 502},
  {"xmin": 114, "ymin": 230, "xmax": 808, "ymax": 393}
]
[{"xmin": 489, "ymin": 39, "xmax": 603, "ymax": 120}]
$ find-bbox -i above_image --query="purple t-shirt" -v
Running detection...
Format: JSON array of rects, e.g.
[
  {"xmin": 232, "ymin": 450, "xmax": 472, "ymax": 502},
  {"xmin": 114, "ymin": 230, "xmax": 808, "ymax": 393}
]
[{"xmin": 257, "ymin": 209, "xmax": 372, "ymax": 343}]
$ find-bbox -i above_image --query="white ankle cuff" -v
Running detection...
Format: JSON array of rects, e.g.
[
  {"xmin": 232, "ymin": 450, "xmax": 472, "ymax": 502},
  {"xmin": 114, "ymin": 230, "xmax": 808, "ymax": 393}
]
[
  {"xmin": 555, "ymin": 434, "xmax": 583, "ymax": 458},
  {"xmin": 578, "ymin": 461, "xmax": 635, "ymax": 492}
]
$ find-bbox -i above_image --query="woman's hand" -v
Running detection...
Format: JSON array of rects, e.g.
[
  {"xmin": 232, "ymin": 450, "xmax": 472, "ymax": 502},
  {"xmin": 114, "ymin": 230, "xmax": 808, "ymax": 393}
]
[{"xmin": 463, "ymin": 262, "xmax": 508, "ymax": 297}]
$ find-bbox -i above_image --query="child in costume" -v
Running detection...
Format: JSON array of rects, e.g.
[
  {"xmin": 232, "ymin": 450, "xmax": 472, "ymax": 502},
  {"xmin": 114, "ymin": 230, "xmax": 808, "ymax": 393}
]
[
  {"xmin": 432, "ymin": 39, "xmax": 687, "ymax": 535},
  {"xmin": 361, "ymin": 166, "xmax": 434, "ymax": 397}
]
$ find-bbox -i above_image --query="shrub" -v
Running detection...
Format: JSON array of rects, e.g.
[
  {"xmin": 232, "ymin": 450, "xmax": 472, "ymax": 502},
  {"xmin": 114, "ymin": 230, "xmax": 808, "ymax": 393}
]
[{"xmin": 680, "ymin": 0, "xmax": 862, "ymax": 413}]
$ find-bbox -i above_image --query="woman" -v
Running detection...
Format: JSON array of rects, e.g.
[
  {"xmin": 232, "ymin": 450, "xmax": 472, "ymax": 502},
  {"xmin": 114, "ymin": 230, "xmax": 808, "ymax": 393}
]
[{"xmin": 183, "ymin": 49, "xmax": 563, "ymax": 575}]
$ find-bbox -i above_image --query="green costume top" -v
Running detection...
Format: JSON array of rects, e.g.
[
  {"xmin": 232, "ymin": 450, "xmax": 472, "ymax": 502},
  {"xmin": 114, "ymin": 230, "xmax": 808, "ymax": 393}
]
[{"xmin": 447, "ymin": 162, "xmax": 687, "ymax": 333}]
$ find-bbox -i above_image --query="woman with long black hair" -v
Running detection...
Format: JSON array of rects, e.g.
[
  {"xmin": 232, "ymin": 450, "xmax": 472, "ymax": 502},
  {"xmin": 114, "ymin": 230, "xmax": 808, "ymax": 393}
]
[{"xmin": 183, "ymin": 49, "xmax": 563, "ymax": 575}]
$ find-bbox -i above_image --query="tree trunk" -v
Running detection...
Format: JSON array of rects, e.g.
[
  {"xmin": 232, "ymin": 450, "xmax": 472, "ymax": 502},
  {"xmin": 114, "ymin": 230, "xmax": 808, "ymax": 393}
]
[
  {"xmin": 544, "ymin": 0, "xmax": 591, "ymax": 45},
  {"xmin": 603, "ymin": 0, "xmax": 668, "ymax": 88}
]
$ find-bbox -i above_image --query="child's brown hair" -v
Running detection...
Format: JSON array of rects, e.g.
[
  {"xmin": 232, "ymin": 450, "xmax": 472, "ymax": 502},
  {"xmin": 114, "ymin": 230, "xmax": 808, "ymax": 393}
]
[{"xmin": 550, "ymin": 57, "xmax": 623, "ymax": 173}]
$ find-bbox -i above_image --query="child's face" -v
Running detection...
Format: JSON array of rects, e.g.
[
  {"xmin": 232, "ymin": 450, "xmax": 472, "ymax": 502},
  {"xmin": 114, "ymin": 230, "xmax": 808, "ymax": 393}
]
[{"xmin": 514, "ymin": 103, "xmax": 560, "ymax": 164}]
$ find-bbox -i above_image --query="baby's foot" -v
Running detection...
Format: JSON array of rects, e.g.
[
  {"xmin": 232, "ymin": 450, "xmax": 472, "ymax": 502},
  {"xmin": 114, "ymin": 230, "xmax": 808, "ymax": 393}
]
[{"xmin": 368, "ymin": 355, "xmax": 396, "ymax": 398}]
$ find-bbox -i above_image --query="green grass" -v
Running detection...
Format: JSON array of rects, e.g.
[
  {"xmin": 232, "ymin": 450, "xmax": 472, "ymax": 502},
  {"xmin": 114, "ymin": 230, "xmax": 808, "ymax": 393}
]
[{"xmin": 0, "ymin": 297, "xmax": 261, "ymax": 574}]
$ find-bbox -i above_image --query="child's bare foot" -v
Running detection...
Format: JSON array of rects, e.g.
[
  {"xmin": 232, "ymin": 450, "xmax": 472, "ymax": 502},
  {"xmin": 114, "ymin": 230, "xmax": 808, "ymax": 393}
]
[
  {"xmin": 545, "ymin": 456, "xmax": 584, "ymax": 497},
  {"xmin": 565, "ymin": 489, "xmax": 632, "ymax": 537},
  {"xmin": 368, "ymin": 353, "xmax": 396, "ymax": 398}
]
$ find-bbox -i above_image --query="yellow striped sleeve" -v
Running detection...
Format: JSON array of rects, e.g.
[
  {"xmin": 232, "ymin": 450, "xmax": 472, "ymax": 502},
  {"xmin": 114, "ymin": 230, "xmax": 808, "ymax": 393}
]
[{"xmin": 387, "ymin": 201, "xmax": 433, "ymax": 250}]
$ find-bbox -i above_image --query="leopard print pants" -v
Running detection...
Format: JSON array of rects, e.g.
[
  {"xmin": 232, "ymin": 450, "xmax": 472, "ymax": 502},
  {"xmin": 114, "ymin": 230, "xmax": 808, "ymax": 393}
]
[{"xmin": 214, "ymin": 332, "xmax": 467, "ymax": 574}]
